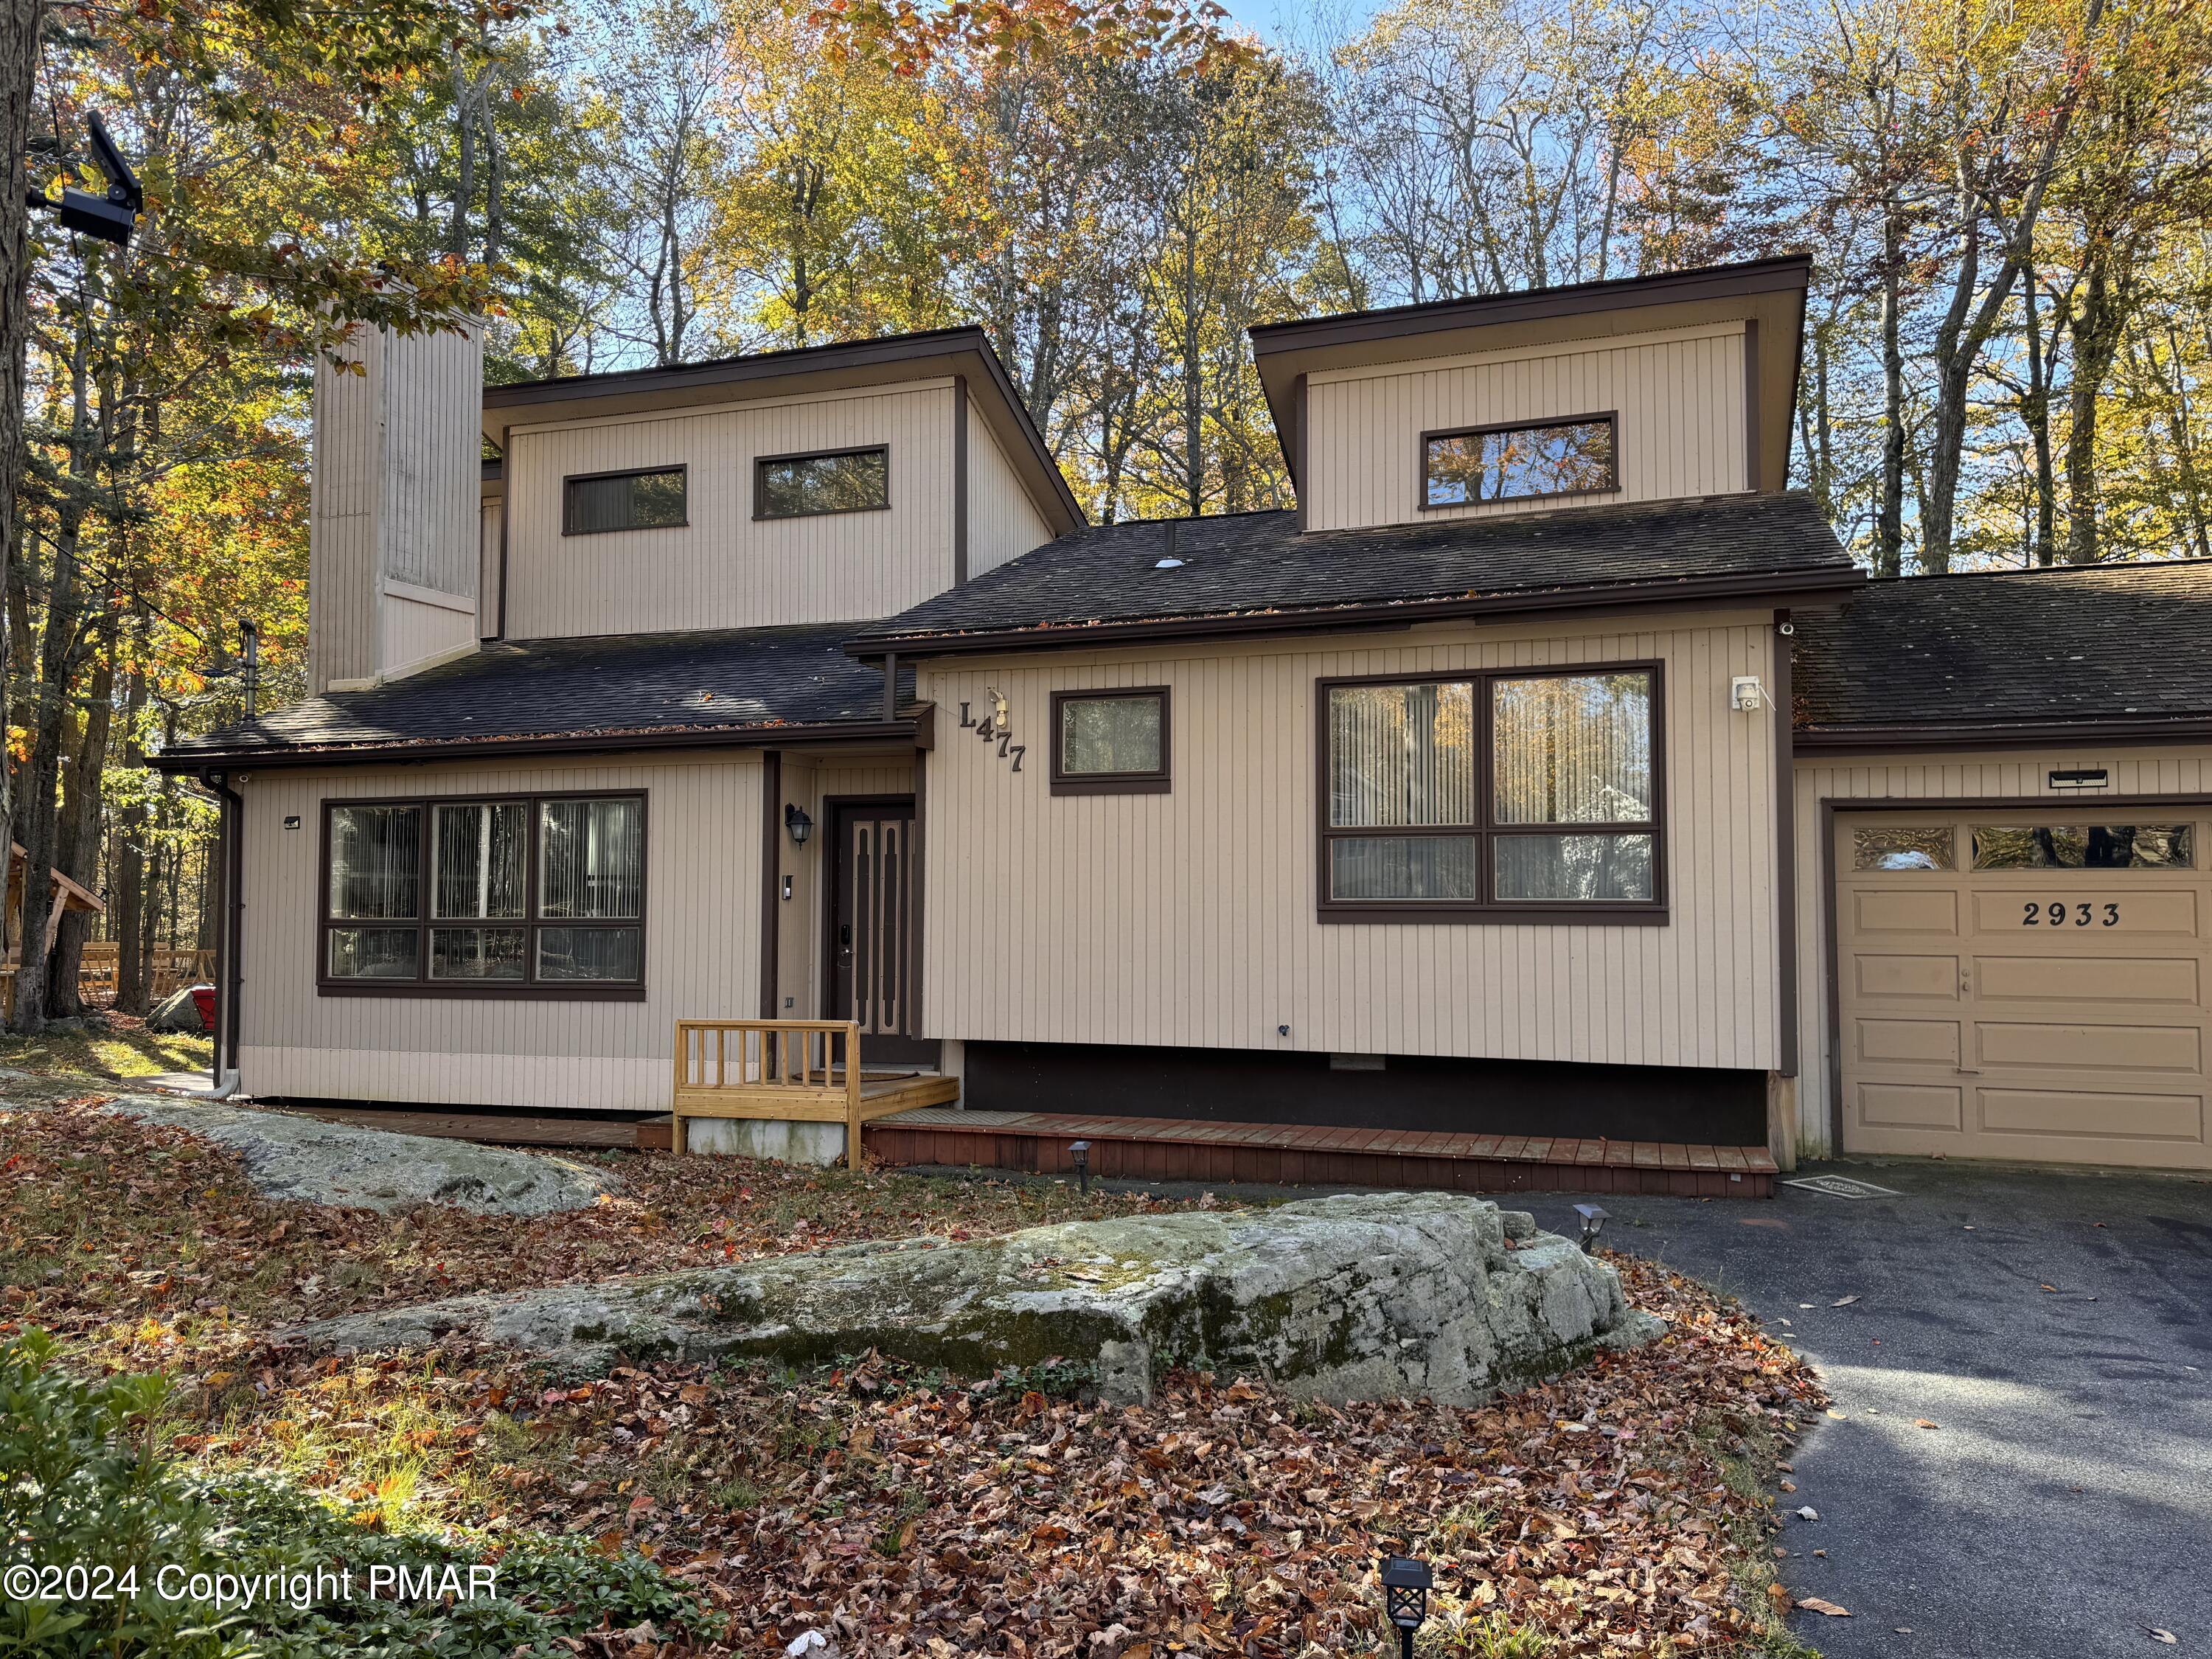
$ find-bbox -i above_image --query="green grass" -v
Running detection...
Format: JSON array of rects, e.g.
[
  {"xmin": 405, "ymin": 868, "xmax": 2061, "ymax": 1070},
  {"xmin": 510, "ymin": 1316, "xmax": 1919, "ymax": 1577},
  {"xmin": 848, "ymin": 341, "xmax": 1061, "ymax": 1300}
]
[
  {"xmin": 1701, "ymin": 1415, "xmax": 1826, "ymax": 1659},
  {"xmin": 0, "ymin": 1024, "xmax": 212, "ymax": 1087}
]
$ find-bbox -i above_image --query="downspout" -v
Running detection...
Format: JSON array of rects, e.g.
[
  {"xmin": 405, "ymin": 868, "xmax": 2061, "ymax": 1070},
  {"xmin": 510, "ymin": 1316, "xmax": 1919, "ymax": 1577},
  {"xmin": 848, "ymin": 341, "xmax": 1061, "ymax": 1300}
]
[{"xmin": 200, "ymin": 768, "xmax": 245, "ymax": 1096}]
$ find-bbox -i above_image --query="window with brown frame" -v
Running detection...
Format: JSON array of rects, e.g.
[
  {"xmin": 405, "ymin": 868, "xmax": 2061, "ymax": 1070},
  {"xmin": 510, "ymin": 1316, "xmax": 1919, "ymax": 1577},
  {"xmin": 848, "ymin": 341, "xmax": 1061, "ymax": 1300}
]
[
  {"xmin": 1318, "ymin": 665, "xmax": 1664, "ymax": 921},
  {"xmin": 754, "ymin": 446, "xmax": 890, "ymax": 519},
  {"xmin": 1422, "ymin": 415, "xmax": 1618, "ymax": 509},
  {"xmin": 1051, "ymin": 687, "xmax": 1171, "ymax": 795},
  {"xmin": 321, "ymin": 793, "xmax": 647, "ymax": 996},
  {"xmin": 563, "ymin": 467, "xmax": 686, "ymax": 535}
]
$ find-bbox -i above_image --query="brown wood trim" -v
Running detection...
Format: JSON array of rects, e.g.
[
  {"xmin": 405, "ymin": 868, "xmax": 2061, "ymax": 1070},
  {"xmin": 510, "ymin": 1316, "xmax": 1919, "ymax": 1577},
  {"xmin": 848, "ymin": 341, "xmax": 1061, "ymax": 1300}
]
[
  {"xmin": 156, "ymin": 717, "xmax": 924, "ymax": 772},
  {"xmin": 318, "ymin": 981, "xmax": 649, "ymax": 1002},
  {"xmin": 1772, "ymin": 610, "xmax": 1798, "ymax": 1077},
  {"xmin": 1249, "ymin": 254, "xmax": 1814, "ymax": 355},
  {"xmin": 752, "ymin": 445, "xmax": 891, "ymax": 521},
  {"xmin": 855, "ymin": 564, "xmax": 1864, "ymax": 658},
  {"xmin": 911, "ymin": 747, "xmax": 928, "ymax": 1035},
  {"xmin": 1312, "ymin": 661, "xmax": 1667, "ymax": 921},
  {"xmin": 316, "ymin": 788, "xmax": 648, "ymax": 998},
  {"xmin": 759, "ymin": 750, "xmax": 781, "ymax": 1019},
  {"xmin": 1292, "ymin": 372, "xmax": 1309, "ymax": 526},
  {"xmin": 952, "ymin": 375, "xmax": 970, "ymax": 584},
  {"xmin": 1818, "ymin": 799, "xmax": 1843, "ymax": 1152},
  {"xmin": 1417, "ymin": 412, "xmax": 1621, "ymax": 512},
  {"xmin": 1795, "ymin": 717, "xmax": 2212, "ymax": 752},
  {"xmin": 493, "ymin": 422, "xmax": 512, "ymax": 641},
  {"xmin": 1049, "ymin": 686, "xmax": 1172, "ymax": 796},
  {"xmin": 1317, "ymin": 905, "xmax": 1672, "ymax": 926},
  {"xmin": 1742, "ymin": 319, "xmax": 1761, "ymax": 493},
  {"xmin": 560, "ymin": 463, "xmax": 689, "ymax": 536},
  {"xmin": 1826, "ymin": 792, "xmax": 2212, "ymax": 813}
]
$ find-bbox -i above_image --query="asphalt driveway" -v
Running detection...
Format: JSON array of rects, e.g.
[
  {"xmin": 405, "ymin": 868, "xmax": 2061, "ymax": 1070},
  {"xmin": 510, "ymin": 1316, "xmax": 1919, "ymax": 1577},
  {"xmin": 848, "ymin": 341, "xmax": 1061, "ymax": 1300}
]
[{"xmin": 1523, "ymin": 1161, "xmax": 2212, "ymax": 1658}]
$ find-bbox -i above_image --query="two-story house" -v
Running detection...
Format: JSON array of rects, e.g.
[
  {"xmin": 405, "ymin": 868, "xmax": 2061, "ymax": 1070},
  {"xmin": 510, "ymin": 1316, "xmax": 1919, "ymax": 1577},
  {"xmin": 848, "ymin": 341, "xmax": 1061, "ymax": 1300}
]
[{"xmin": 161, "ymin": 256, "xmax": 2212, "ymax": 1180}]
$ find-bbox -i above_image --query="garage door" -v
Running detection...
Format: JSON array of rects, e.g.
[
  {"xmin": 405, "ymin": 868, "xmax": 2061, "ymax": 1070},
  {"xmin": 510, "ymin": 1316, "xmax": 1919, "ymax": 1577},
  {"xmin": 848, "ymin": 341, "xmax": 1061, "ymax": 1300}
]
[{"xmin": 1836, "ymin": 813, "xmax": 2211, "ymax": 1169}]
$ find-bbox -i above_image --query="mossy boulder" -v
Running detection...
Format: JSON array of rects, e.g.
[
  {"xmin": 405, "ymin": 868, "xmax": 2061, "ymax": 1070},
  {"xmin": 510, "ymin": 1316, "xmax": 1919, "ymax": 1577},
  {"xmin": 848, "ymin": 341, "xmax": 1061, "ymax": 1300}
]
[
  {"xmin": 101, "ymin": 1095, "xmax": 613, "ymax": 1216},
  {"xmin": 282, "ymin": 1192, "xmax": 1663, "ymax": 1405}
]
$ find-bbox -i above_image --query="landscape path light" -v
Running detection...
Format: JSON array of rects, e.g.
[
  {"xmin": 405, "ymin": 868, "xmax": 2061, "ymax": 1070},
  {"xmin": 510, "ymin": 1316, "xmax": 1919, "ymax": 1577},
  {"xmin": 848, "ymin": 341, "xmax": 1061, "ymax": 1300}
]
[
  {"xmin": 1573, "ymin": 1203, "xmax": 1609, "ymax": 1252},
  {"xmin": 1379, "ymin": 1554, "xmax": 1432, "ymax": 1659},
  {"xmin": 1068, "ymin": 1140, "xmax": 1091, "ymax": 1193}
]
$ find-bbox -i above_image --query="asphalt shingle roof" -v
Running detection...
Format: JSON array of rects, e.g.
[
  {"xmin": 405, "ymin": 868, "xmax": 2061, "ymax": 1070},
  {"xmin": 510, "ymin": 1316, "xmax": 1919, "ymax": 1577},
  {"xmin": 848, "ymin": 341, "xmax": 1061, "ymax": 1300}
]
[
  {"xmin": 854, "ymin": 491, "xmax": 1856, "ymax": 647},
  {"xmin": 161, "ymin": 622, "xmax": 903, "ymax": 763},
  {"xmin": 1792, "ymin": 560, "xmax": 2212, "ymax": 734}
]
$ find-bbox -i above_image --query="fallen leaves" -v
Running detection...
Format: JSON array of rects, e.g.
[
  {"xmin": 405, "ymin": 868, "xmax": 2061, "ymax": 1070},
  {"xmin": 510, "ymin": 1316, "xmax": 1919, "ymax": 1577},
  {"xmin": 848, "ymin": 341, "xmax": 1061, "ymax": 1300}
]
[
  {"xmin": 1, "ymin": 1096, "xmax": 1834, "ymax": 1656},
  {"xmin": 1795, "ymin": 1596, "xmax": 1852, "ymax": 1617}
]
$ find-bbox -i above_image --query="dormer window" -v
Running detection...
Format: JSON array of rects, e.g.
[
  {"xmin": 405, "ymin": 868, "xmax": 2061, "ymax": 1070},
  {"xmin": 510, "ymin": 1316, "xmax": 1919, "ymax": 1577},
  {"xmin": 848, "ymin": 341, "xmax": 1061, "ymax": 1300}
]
[
  {"xmin": 563, "ymin": 466, "xmax": 687, "ymax": 535},
  {"xmin": 756, "ymin": 445, "xmax": 891, "ymax": 520},
  {"xmin": 1422, "ymin": 415, "xmax": 1618, "ymax": 509}
]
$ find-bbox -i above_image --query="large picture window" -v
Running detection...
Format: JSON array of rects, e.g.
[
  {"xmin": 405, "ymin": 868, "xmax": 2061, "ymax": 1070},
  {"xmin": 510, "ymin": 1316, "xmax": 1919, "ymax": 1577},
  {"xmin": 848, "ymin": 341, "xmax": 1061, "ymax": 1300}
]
[
  {"xmin": 1422, "ymin": 415, "xmax": 1618, "ymax": 509},
  {"xmin": 755, "ymin": 446, "xmax": 890, "ymax": 519},
  {"xmin": 1318, "ymin": 665, "xmax": 1663, "ymax": 919},
  {"xmin": 322, "ymin": 793, "xmax": 646, "ymax": 996}
]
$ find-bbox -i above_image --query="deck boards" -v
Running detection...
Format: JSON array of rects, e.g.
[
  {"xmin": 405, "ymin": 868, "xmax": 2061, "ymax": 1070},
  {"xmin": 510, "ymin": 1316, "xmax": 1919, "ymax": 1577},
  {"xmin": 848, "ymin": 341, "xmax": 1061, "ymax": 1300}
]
[{"xmin": 865, "ymin": 1108, "xmax": 1777, "ymax": 1197}]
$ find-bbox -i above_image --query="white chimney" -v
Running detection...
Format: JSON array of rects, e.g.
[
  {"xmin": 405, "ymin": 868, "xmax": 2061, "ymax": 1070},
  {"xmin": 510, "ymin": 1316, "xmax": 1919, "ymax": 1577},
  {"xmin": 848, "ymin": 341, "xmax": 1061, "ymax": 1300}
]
[{"xmin": 307, "ymin": 321, "xmax": 485, "ymax": 693}]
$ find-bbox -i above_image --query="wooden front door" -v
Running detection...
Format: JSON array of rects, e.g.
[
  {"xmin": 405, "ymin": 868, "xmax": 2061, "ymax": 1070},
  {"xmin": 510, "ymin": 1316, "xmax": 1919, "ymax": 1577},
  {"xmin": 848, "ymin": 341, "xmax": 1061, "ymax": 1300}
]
[{"xmin": 827, "ymin": 798, "xmax": 935, "ymax": 1065}]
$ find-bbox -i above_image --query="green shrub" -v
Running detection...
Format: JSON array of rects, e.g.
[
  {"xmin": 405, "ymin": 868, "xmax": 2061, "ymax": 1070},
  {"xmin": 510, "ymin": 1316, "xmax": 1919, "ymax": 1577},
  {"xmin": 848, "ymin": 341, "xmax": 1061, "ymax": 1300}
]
[{"xmin": 0, "ymin": 1331, "xmax": 703, "ymax": 1658}]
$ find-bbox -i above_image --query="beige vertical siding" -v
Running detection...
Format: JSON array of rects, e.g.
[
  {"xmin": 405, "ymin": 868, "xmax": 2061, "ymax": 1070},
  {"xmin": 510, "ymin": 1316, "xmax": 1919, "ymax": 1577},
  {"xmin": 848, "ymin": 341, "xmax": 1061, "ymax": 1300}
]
[
  {"xmin": 380, "ymin": 325, "xmax": 482, "ymax": 597},
  {"xmin": 1304, "ymin": 324, "xmax": 1747, "ymax": 533},
  {"xmin": 919, "ymin": 611, "xmax": 1781, "ymax": 1071},
  {"xmin": 378, "ymin": 588, "xmax": 476, "ymax": 675},
  {"xmin": 478, "ymin": 498, "xmax": 502, "ymax": 636},
  {"xmin": 1792, "ymin": 745, "xmax": 2212, "ymax": 1156},
  {"xmin": 502, "ymin": 383, "xmax": 956, "ymax": 639},
  {"xmin": 968, "ymin": 417, "xmax": 1054, "ymax": 577},
  {"xmin": 310, "ymin": 324, "xmax": 481, "ymax": 689},
  {"xmin": 308, "ymin": 331, "xmax": 382, "ymax": 692},
  {"xmin": 237, "ymin": 751, "xmax": 765, "ymax": 1110}
]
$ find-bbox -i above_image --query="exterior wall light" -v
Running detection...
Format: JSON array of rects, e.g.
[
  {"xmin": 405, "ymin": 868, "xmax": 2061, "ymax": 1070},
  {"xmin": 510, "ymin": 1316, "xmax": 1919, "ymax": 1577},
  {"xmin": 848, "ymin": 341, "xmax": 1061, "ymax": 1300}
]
[
  {"xmin": 1068, "ymin": 1140, "xmax": 1091, "ymax": 1193},
  {"xmin": 784, "ymin": 804, "xmax": 813, "ymax": 846},
  {"xmin": 1380, "ymin": 1554, "xmax": 1433, "ymax": 1657},
  {"xmin": 1574, "ymin": 1203, "xmax": 1610, "ymax": 1252}
]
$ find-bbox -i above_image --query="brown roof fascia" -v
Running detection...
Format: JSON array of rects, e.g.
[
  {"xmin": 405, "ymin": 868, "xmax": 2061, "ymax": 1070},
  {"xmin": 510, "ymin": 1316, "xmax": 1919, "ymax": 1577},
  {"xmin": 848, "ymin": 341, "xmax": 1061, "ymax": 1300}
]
[
  {"xmin": 854, "ymin": 563, "xmax": 1863, "ymax": 659},
  {"xmin": 1249, "ymin": 256, "xmax": 1815, "ymax": 356},
  {"xmin": 150, "ymin": 717, "xmax": 922, "ymax": 774},
  {"xmin": 484, "ymin": 328, "xmax": 1082, "ymax": 535},
  {"xmin": 1793, "ymin": 717, "xmax": 2212, "ymax": 754}
]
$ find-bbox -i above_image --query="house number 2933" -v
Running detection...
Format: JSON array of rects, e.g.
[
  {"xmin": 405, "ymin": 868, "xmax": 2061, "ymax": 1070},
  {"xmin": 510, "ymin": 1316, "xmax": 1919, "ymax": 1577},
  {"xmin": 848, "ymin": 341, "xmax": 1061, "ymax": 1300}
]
[{"xmin": 2021, "ymin": 900, "xmax": 2120, "ymax": 927}]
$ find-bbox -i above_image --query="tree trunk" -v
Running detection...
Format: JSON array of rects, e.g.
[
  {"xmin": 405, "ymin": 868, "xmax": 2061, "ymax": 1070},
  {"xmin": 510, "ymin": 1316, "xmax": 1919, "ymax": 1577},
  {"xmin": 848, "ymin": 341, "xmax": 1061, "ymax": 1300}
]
[
  {"xmin": 46, "ymin": 627, "xmax": 114, "ymax": 1017},
  {"xmin": 2065, "ymin": 260, "xmax": 2130, "ymax": 564},
  {"xmin": 114, "ymin": 666, "xmax": 149, "ymax": 1013},
  {"xmin": 1876, "ymin": 197, "xmax": 1907, "ymax": 578},
  {"xmin": 11, "ymin": 317, "xmax": 98, "ymax": 1034},
  {"xmin": 2019, "ymin": 271, "xmax": 2058, "ymax": 564},
  {"xmin": 0, "ymin": 0, "xmax": 46, "ymax": 866}
]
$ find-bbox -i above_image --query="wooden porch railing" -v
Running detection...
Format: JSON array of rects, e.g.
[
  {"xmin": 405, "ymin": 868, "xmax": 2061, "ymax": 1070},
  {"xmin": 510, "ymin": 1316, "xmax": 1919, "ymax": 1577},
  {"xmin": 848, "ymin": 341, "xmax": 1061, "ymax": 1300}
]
[{"xmin": 669, "ymin": 1018, "xmax": 959, "ymax": 1161}]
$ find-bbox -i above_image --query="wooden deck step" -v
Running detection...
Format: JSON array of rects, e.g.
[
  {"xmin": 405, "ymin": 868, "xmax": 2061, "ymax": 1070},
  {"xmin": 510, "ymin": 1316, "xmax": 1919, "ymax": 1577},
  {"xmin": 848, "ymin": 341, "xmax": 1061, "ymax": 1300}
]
[
  {"xmin": 288, "ymin": 1106, "xmax": 647, "ymax": 1150},
  {"xmin": 865, "ymin": 1108, "xmax": 1775, "ymax": 1198}
]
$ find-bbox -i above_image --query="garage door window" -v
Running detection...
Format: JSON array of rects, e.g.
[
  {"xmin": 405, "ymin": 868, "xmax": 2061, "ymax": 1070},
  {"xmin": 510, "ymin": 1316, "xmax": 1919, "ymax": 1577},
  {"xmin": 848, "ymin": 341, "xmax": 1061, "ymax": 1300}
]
[
  {"xmin": 1970, "ymin": 825, "xmax": 2194, "ymax": 870},
  {"xmin": 1853, "ymin": 827, "xmax": 1955, "ymax": 871}
]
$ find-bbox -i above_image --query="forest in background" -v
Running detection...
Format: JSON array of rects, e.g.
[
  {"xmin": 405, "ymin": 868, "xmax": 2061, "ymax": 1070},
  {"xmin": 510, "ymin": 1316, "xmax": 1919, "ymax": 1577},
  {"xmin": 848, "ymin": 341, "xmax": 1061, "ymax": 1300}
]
[{"xmin": 1, "ymin": 0, "xmax": 2207, "ymax": 1028}]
